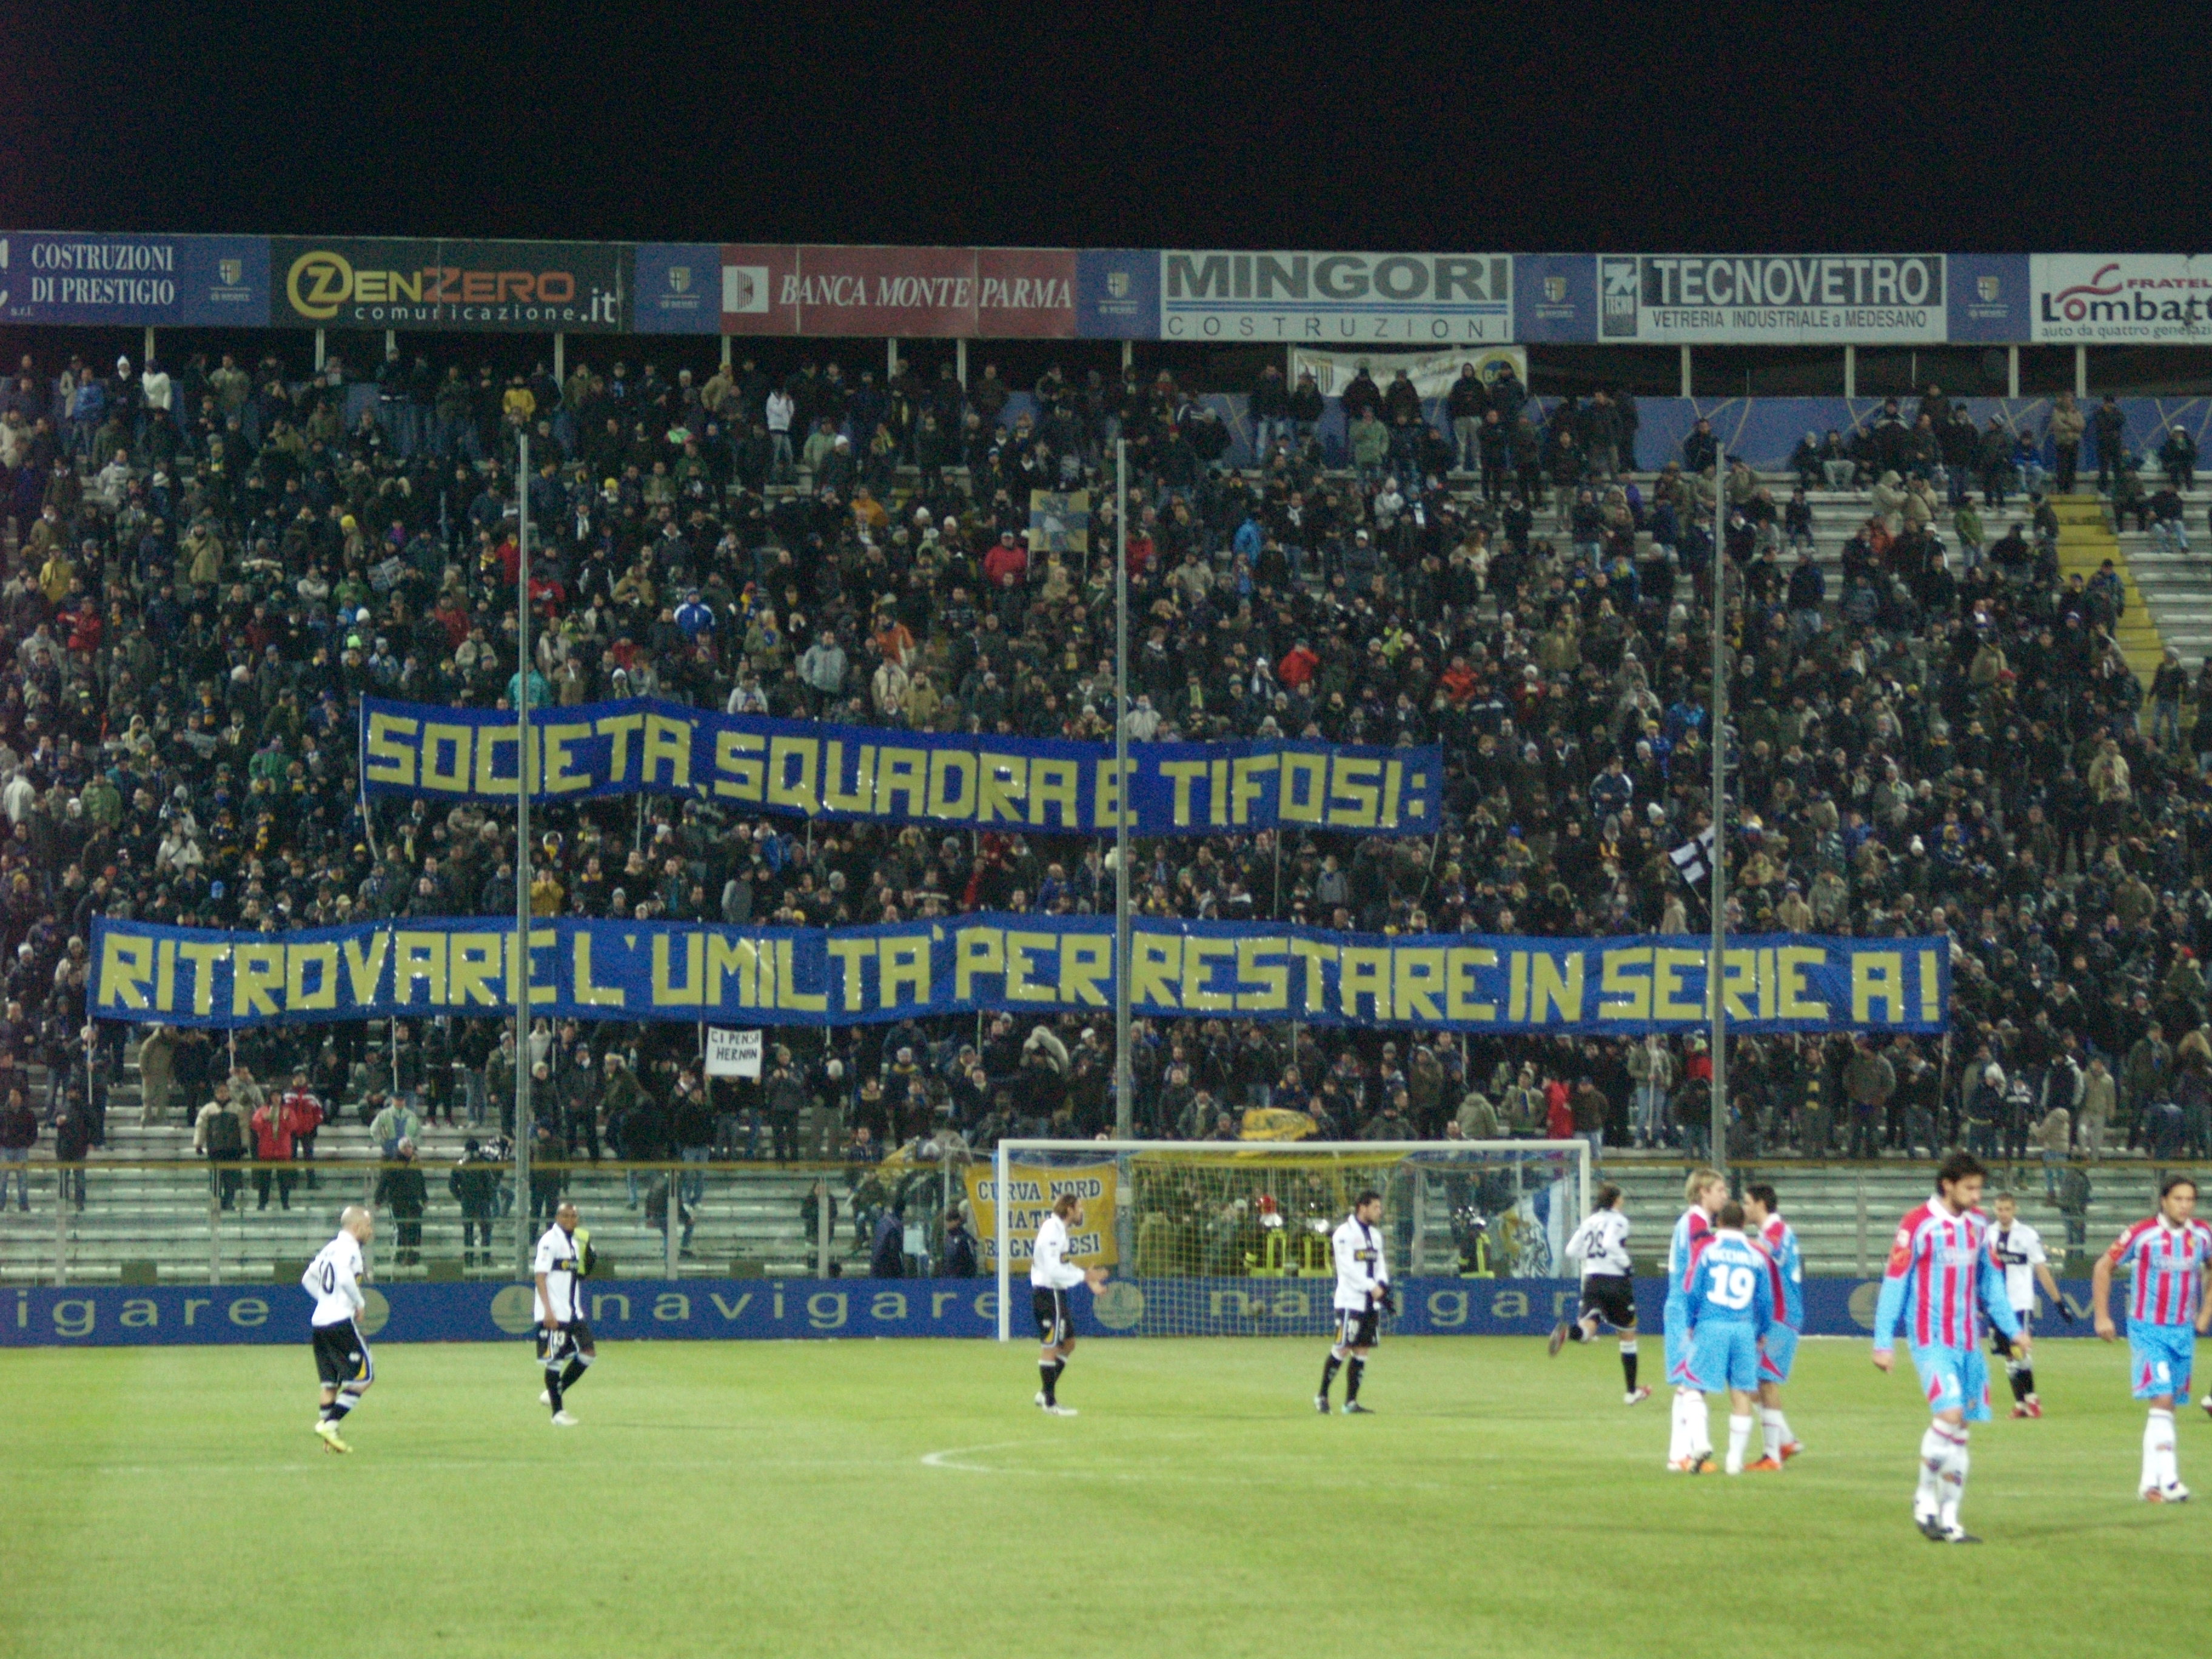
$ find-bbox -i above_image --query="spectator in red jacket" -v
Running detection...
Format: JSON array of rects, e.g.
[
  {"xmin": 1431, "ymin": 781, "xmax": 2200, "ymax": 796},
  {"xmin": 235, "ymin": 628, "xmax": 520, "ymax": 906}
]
[
  {"xmin": 281, "ymin": 1070, "xmax": 324, "ymax": 1192},
  {"xmin": 1277, "ymin": 640, "xmax": 1319, "ymax": 691},
  {"xmin": 981, "ymin": 531, "xmax": 1028, "ymax": 591},
  {"xmin": 251, "ymin": 1094, "xmax": 298, "ymax": 1210}
]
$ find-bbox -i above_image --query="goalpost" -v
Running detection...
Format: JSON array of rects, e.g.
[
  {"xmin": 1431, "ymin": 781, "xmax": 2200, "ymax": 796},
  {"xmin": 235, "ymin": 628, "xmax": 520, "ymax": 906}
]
[{"xmin": 989, "ymin": 1139, "xmax": 1592, "ymax": 1341}]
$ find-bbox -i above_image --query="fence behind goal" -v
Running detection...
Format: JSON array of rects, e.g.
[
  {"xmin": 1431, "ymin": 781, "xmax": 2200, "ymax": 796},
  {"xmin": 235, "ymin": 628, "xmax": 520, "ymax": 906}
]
[{"xmin": 987, "ymin": 1140, "xmax": 1591, "ymax": 1341}]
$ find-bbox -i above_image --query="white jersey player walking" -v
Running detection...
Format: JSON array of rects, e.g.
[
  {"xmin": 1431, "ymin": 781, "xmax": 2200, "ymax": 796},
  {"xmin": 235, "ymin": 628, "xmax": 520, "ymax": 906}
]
[
  {"xmin": 534, "ymin": 1201, "xmax": 597, "ymax": 1426},
  {"xmin": 302, "ymin": 1206, "xmax": 376, "ymax": 1453},
  {"xmin": 1317, "ymin": 1189, "xmax": 1391, "ymax": 1415},
  {"xmin": 1989, "ymin": 1191, "xmax": 2070, "ymax": 1416},
  {"xmin": 1031, "ymin": 1191, "xmax": 1108, "ymax": 1415},
  {"xmin": 1550, "ymin": 1183, "xmax": 1649, "ymax": 1404}
]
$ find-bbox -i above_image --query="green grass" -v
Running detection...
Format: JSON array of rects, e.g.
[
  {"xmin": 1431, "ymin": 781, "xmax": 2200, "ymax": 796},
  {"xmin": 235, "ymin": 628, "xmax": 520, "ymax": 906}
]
[{"xmin": 2, "ymin": 1336, "xmax": 2207, "ymax": 1658}]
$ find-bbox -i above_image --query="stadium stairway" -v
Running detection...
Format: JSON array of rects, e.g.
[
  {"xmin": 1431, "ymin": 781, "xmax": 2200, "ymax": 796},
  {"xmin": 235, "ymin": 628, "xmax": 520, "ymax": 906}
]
[{"xmin": 2051, "ymin": 494, "xmax": 2168, "ymax": 681}]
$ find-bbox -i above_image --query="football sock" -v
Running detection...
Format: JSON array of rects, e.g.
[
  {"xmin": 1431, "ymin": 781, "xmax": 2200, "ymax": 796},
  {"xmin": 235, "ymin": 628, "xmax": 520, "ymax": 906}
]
[
  {"xmin": 1915, "ymin": 1425, "xmax": 1947, "ymax": 1515},
  {"xmin": 1039, "ymin": 1359, "xmax": 1064, "ymax": 1404},
  {"xmin": 1936, "ymin": 1425, "xmax": 1969, "ymax": 1527},
  {"xmin": 560, "ymin": 1355, "xmax": 590, "ymax": 1393},
  {"xmin": 1726, "ymin": 1413, "xmax": 1752, "ymax": 1474},
  {"xmin": 2005, "ymin": 1358, "xmax": 2029, "ymax": 1404},
  {"xmin": 1319, "ymin": 1352, "xmax": 1343, "ymax": 1398},
  {"xmin": 1619, "ymin": 1341, "xmax": 1638, "ymax": 1392},
  {"xmin": 1345, "ymin": 1356, "xmax": 1365, "ymax": 1403},
  {"xmin": 2017, "ymin": 1366, "xmax": 2036, "ymax": 1402},
  {"xmin": 2144, "ymin": 1409, "xmax": 2175, "ymax": 1491},
  {"xmin": 545, "ymin": 1365, "xmax": 565, "ymax": 1414},
  {"xmin": 1668, "ymin": 1391, "xmax": 1690, "ymax": 1463},
  {"xmin": 320, "ymin": 1397, "xmax": 351, "ymax": 1422},
  {"xmin": 1761, "ymin": 1407, "xmax": 1791, "ymax": 1456},
  {"xmin": 1684, "ymin": 1392, "xmax": 1711, "ymax": 1458}
]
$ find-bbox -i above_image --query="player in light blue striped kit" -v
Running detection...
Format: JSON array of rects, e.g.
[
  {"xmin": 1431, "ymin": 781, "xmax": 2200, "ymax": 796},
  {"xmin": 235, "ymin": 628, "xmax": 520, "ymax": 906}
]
[{"xmin": 1680, "ymin": 1199, "xmax": 1775, "ymax": 1475}]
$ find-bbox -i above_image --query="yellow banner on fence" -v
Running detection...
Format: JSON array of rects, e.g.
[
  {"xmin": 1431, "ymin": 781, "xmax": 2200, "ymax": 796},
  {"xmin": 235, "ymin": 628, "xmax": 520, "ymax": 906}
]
[{"xmin": 964, "ymin": 1161, "xmax": 1119, "ymax": 1270}]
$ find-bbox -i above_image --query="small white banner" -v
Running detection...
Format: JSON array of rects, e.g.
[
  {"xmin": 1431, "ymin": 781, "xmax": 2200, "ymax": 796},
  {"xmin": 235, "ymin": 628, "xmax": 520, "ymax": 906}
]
[
  {"xmin": 705, "ymin": 1027, "xmax": 762, "ymax": 1079},
  {"xmin": 1290, "ymin": 344, "xmax": 1526, "ymax": 400}
]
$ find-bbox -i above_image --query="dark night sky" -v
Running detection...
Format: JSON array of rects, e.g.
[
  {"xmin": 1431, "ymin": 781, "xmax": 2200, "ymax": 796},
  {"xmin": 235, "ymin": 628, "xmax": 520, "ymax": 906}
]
[{"xmin": 4, "ymin": 6, "xmax": 2207, "ymax": 252}]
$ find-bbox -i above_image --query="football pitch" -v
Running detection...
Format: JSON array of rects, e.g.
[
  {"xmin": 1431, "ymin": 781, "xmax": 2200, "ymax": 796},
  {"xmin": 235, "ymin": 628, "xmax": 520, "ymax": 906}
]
[{"xmin": 2, "ymin": 1336, "xmax": 2204, "ymax": 1658}]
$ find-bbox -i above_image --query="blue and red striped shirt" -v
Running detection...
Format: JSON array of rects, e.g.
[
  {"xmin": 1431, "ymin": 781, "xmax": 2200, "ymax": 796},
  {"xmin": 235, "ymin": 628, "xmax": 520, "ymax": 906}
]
[
  {"xmin": 2105, "ymin": 1217, "xmax": 2212, "ymax": 1328},
  {"xmin": 1872, "ymin": 1199, "xmax": 2018, "ymax": 1353}
]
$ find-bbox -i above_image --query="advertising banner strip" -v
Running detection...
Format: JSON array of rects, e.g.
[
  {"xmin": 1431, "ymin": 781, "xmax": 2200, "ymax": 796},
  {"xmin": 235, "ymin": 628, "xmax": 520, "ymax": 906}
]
[
  {"xmin": 1160, "ymin": 250, "xmax": 1514, "ymax": 343},
  {"xmin": 0, "ymin": 1276, "xmax": 2093, "ymax": 1348},
  {"xmin": 358, "ymin": 696, "xmax": 1440, "ymax": 836},
  {"xmin": 712, "ymin": 244, "xmax": 1080, "ymax": 338},
  {"xmin": 1600, "ymin": 254, "xmax": 1949, "ymax": 344},
  {"xmin": 0, "ymin": 232, "xmax": 267, "ymax": 327},
  {"xmin": 2029, "ymin": 254, "xmax": 2212, "ymax": 344},
  {"xmin": 92, "ymin": 917, "xmax": 1951, "ymax": 1035},
  {"xmin": 268, "ymin": 237, "xmax": 628, "ymax": 332}
]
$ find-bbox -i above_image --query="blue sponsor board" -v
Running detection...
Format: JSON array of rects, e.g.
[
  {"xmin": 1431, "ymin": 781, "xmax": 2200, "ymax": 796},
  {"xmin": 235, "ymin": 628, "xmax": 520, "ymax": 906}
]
[
  {"xmin": 0, "ymin": 1276, "xmax": 2101, "ymax": 1346},
  {"xmin": 1513, "ymin": 253, "xmax": 1597, "ymax": 343},
  {"xmin": 1074, "ymin": 249, "xmax": 1159, "ymax": 338},
  {"xmin": 1947, "ymin": 253, "xmax": 2034, "ymax": 344},
  {"xmin": 0, "ymin": 232, "xmax": 267, "ymax": 327},
  {"xmin": 632, "ymin": 243, "xmax": 722, "ymax": 334}
]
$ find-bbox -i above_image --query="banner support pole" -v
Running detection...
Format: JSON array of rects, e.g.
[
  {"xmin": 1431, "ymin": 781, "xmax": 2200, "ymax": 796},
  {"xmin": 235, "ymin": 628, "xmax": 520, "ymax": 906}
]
[
  {"xmin": 515, "ymin": 430, "xmax": 534, "ymax": 1278},
  {"xmin": 1113, "ymin": 438, "xmax": 1133, "ymax": 1143},
  {"xmin": 1709, "ymin": 497, "xmax": 1729, "ymax": 1181}
]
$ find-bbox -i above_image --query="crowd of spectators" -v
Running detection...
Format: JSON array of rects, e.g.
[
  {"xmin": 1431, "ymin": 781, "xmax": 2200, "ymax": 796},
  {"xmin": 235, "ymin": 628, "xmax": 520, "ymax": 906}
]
[{"xmin": 0, "ymin": 340, "xmax": 2206, "ymax": 1195}]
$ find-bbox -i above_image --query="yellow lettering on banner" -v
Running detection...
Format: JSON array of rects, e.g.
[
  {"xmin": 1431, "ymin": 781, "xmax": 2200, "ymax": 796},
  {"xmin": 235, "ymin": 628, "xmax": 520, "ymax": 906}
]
[
  {"xmin": 1044, "ymin": 934, "xmax": 1101, "ymax": 1007},
  {"xmin": 1328, "ymin": 757, "xmax": 1381, "ymax": 828},
  {"xmin": 1029, "ymin": 759, "xmax": 1079, "ymax": 828},
  {"xmin": 1598, "ymin": 947, "xmax": 1652, "ymax": 1021},
  {"xmin": 768, "ymin": 736, "xmax": 820, "ymax": 814},
  {"xmin": 575, "ymin": 934, "xmax": 628, "ymax": 1007},
  {"xmin": 642, "ymin": 715, "xmax": 692, "ymax": 788},
  {"xmin": 449, "ymin": 934, "xmax": 503, "ymax": 1006},
  {"xmin": 1758, "ymin": 947, "xmax": 1778, "ymax": 1021},
  {"xmin": 1393, "ymin": 948, "xmax": 1446, "ymax": 1022},
  {"xmin": 594, "ymin": 712, "xmax": 646, "ymax": 786},
  {"xmin": 880, "ymin": 937, "xmax": 931, "ymax": 1008},
  {"xmin": 157, "ymin": 939, "xmax": 175, "ymax": 1011},
  {"xmin": 420, "ymin": 723, "xmax": 471, "ymax": 793},
  {"xmin": 712, "ymin": 732, "xmax": 766, "ymax": 802},
  {"xmin": 1289, "ymin": 938, "xmax": 1336, "ymax": 1014},
  {"xmin": 541, "ymin": 723, "xmax": 592, "ymax": 793},
  {"xmin": 474, "ymin": 730, "xmax": 518, "ymax": 797},
  {"xmin": 286, "ymin": 942, "xmax": 340, "ymax": 1011},
  {"xmin": 1181, "ymin": 937, "xmax": 1235, "ymax": 1012},
  {"xmin": 1381, "ymin": 760, "xmax": 1403, "ymax": 828},
  {"xmin": 1720, "ymin": 948, "xmax": 1757, "ymax": 1022},
  {"xmin": 1279, "ymin": 752, "xmax": 1327, "ymax": 823},
  {"xmin": 1235, "ymin": 937, "xmax": 1288, "ymax": 1011},
  {"xmin": 705, "ymin": 934, "xmax": 755, "ymax": 1007},
  {"xmin": 1651, "ymin": 947, "xmax": 1704, "ymax": 1023},
  {"xmin": 1159, "ymin": 761, "xmax": 1207, "ymax": 828},
  {"xmin": 1130, "ymin": 934, "xmax": 1181, "ymax": 1010},
  {"xmin": 178, "ymin": 941, "xmax": 229, "ymax": 1017},
  {"xmin": 1230, "ymin": 754, "xmax": 1276, "ymax": 825},
  {"xmin": 98, "ymin": 933, "xmax": 153, "ymax": 1010},
  {"xmin": 821, "ymin": 741, "xmax": 875, "ymax": 813},
  {"xmin": 1005, "ymin": 932, "xmax": 1056, "ymax": 1003},
  {"xmin": 231, "ymin": 944, "xmax": 282, "ymax": 1017},
  {"xmin": 1778, "ymin": 946, "xmax": 1830, "ymax": 1020},
  {"xmin": 506, "ymin": 928, "xmax": 557, "ymax": 1007},
  {"xmin": 875, "ymin": 748, "xmax": 927, "ymax": 818},
  {"xmin": 955, "ymin": 928, "xmax": 1005, "ymax": 1000},
  {"xmin": 363, "ymin": 712, "xmax": 418, "ymax": 787},
  {"xmin": 755, "ymin": 936, "xmax": 776, "ymax": 1008},
  {"xmin": 774, "ymin": 939, "xmax": 826, "ymax": 1011},
  {"xmin": 652, "ymin": 934, "xmax": 706, "ymax": 1007},
  {"xmin": 977, "ymin": 754, "xmax": 1027, "ymax": 823},
  {"xmin": 1339, "ymin": 947, "xmax": 1392, "ymax": 1020},
  {"xmin": 1208, "ymin": 759, "xmax": 1230, "ymax": 826},
  {"xmin": 1920, "ymin": 950, "xmax": 1941, "ymax": 1024},
  {"xmin": 827, "ymin": 937, "xmax": 874, "ymax": 1013},
  {"xmin": 928, "ymin": 751, "xmax": 977, "ymax": 819},
  {"xmin": 1507, "ymin": 953, "xmax": 1529, "ymax": 1022},
  {"xmin": 1852, "ymin": 951, "xmax": 1903, "ymax": 1025},
  {"xmin": 395, "ymin": 933, "xmax": 446, "ymax": 1006},
  {"xmin": 343, "ymin": 933, "xmax": 389, "ymax": 1007},
  {"xmin": 1091, "ymin": 759, "xmax": 1133, "ymax": 830},
  {"xmin": 1446, "ymin": 947, "xmax": 1498, "ymax": 1021}
]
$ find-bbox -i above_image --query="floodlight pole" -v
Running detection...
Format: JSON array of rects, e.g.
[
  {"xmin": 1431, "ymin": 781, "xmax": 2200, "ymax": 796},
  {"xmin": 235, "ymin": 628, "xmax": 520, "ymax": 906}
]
[
  {"xmin": 1709, "ymin": 501, "xmax": 1729, "ymax": 1181},
  {"xmin": 514, "ymin": 431, "xmax": 534, "ymax": 1277},
  {"xmin": 1113, "ymin": 440, "xmax": 1133, "ymax": 1142}
]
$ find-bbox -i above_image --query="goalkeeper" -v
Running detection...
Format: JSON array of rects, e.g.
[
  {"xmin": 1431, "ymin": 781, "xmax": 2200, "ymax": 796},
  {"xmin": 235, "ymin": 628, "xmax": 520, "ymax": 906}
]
[{"xmin": 1318, "ymin": 1190, "xmax": 1392, "ymax": 1415}]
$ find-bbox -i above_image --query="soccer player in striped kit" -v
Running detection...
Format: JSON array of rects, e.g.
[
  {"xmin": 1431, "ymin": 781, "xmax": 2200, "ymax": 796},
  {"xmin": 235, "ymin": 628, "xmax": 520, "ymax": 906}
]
[
  {"xmin": 1871, "ymin": 1152, "xmax": 2022, "ymax": 1543},
  {"xmin": 1741, "ymin": 1183, "xmax": 1805, "ymax": 1467},
  {"xmin": 1662, "ymin": 1168, "xmax": 1726, "ymax": 1470},
  {"xmin": 2091, "ymin": 1174, "xmax": 2212, "ymax": 1502}
]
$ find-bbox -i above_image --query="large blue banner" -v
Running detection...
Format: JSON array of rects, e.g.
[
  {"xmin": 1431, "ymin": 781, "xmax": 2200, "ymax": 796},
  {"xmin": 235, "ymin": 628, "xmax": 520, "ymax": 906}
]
[
  {"xmin": 91, "ymin": 916, "xmax": 1949, "ymax": 1035},
  {"xmin": 360, "ymin": 696, "xmax": 1441, "ymax": 837},
  {"xmin": 0, "ymin": 1275, "xmax": 2092, "ymax": 1347},
  {"xmin": 0, "ymin": 231, "xmax": 267, "ymax": 327}
]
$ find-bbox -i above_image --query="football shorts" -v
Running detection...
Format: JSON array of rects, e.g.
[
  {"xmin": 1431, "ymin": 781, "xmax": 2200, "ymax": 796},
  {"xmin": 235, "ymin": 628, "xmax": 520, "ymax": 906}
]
[
  {"xmin": 537, "ymin": 1319, "xmax": 595, "ymax": 1365},
  {"xmin": 1663, "ymin": 1290, "xmax": 1691, "ymax": 1383},
  {"xmin": 1684, "ymin": 1322, "xmax": 1759, "ymax": 1393},
  {"xmin": 1033, "ymin": 1287, "xmax": 1074, "ymax": 1346},
  {"xmin": 1908, "ymin": 1342, "xmax": 1992, "ymax": 1423},
  {"xmin": 312, "ymin": 1319, "xmax": 372, "ymax": 1389},
  {"xmin": 2129, "ymin": 1322, "xmax": 2196, "ymax": 1401},
  {"xmin": 1578, "ymin": 1275, "xmax": 1638, "ymax": 1332},
  {"xmin": 1758, "ymin": 1325, "xmax": 1798, "ymax": 1384},
  {"xmin": 1336, "ymin": 1305, "xmax": 1381, "ymax": 1350}
]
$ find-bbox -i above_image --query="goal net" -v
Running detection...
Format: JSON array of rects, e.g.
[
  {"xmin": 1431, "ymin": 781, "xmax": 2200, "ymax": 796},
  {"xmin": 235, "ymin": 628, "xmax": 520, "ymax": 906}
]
[{"xmin": 985, "ymin": 1139, "xmax": 1590, "ymax": 1341}]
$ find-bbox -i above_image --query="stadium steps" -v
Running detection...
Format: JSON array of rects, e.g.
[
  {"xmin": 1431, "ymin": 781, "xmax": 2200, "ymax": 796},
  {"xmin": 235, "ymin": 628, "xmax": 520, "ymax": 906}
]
[{"xmin": 2049, "ymin": 495, "xmax": 2168, "ymax": 681}]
